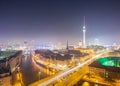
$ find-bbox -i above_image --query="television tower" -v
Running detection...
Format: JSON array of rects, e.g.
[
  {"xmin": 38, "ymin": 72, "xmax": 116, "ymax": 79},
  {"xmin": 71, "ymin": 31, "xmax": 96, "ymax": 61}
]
[{"xmin": 82, "ymin": 16, "xmax": 86, "ymax": 48}]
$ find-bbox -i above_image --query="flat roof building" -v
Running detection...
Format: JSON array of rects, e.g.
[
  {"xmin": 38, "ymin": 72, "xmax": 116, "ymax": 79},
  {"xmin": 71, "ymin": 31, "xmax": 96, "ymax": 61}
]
[
  {"xmin": 89, "ymin": 57, "xmax": 120, "ymax": 80},
  {"xmin": 0, "ymin": 50, "xmax": 22, "ymax": 86}
]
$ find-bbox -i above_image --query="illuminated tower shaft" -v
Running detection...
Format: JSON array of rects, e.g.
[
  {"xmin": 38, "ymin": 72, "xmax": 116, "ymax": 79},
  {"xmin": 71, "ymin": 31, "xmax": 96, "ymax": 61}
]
[{"xmin": 82, "ymin": 16, "xmax": 86, "ymax": 48}]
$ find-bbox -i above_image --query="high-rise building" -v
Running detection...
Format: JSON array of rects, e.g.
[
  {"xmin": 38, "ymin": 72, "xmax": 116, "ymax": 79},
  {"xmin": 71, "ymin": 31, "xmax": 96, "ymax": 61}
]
[
  {"xmin": 82, "ymin": 16, "xmax": 86, "ymax": 48},
  {"xmin": 66, "ymin": 40, "xmax": 69, "ymax": 50},
  {"xmin": 94, "ymin": 38, "xmax": 99, "ymax": 45},
  {"xmin": 78, "ymin": 40, "xmax": 82, "ymax": 48}
]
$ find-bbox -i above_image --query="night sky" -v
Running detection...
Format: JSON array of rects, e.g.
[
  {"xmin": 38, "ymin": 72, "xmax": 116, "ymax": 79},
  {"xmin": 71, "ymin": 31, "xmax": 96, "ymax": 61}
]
[{"xmin": 0, "ymin": 0, "xmax": 120, "ymax": 45}]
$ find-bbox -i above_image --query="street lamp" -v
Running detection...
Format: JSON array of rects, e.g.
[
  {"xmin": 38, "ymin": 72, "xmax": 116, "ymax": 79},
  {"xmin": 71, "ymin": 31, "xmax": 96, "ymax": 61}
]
[{"xmin": 38, "ymin": 72, "xmax": 41, "ymax": 80}]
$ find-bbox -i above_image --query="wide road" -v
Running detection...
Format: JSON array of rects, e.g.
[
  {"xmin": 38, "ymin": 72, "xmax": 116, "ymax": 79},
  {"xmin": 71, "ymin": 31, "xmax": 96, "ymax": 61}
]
[
  {"xmin": 51, "ymin": 65, "xmax": 89, "ymax": 86},
  {"xmin": 37, "ymin": 51, "xmax": 107, "ymax": 86}
]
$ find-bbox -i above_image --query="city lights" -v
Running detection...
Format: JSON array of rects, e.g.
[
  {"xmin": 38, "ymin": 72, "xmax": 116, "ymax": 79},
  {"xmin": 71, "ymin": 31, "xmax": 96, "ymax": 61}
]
[{"xmin": 0, "ymin": 0, "xmax": 120, "ymax": 86}]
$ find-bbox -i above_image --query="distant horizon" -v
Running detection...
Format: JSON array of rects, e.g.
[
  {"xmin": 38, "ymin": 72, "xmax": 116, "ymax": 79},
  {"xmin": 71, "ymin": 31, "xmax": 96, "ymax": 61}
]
[
  {"xmin": 0, "ymin": 39, "xmax": 117, "ymax": 47},
  {"xmin": 0, "ymin": 0, "xmax": 120, "ymax": 45}
]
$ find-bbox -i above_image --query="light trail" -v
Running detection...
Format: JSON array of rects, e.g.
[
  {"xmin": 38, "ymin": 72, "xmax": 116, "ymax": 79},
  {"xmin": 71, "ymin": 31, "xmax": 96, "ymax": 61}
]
[{"xmin": 37, "ymin": 51, "xmax": 107, "ymax": 86}]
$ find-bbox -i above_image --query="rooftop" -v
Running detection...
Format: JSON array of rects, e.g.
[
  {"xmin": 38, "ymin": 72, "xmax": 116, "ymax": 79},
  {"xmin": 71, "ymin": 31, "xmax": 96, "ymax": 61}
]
[
  {"xmin": 0, "ymin": 50, "xmax": 22, "ymax": 77},
  {"xmin": 35, "ymin": 49, "xmax": 83, "ymax": 61},
  {"xmin": 89, "ymin": 57, "xmax": 120, "ymax": 73},
  {"xmin": 0, "ymin": 50, "xmax": 18, "ymax": 62}
]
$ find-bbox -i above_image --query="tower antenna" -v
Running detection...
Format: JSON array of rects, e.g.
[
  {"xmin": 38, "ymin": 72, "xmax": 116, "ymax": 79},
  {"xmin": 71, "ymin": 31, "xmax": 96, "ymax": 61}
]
[{"xmin": 82, "ymin": 16, "xmax": 86, "ymax": 48}]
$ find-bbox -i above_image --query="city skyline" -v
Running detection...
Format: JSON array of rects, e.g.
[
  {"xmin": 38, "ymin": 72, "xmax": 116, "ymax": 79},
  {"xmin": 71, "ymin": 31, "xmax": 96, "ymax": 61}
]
[
  {"xmin": 0, "ymin": 1, "xmax": 120, "ymax": 86},
  {"xmin": 0, "ymin": 0, "xmax": 120, "ymax": 45}
]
